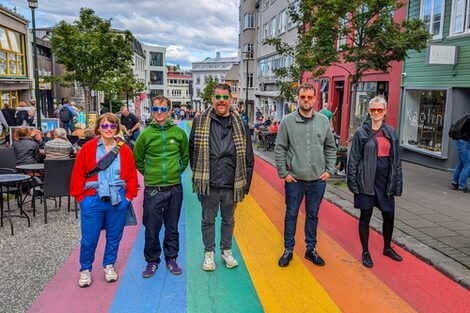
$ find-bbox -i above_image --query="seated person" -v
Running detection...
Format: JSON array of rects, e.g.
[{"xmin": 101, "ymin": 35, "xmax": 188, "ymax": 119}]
[
  {"xmin": 77, "ymin": 128, "xmax": 95, "ymax": 147},
  {"xmin": 12, "ymin": 127, "xmax": 41, "ymax": 165},
  {"xmin": 44, "ymin": 128, "xmax": 75, "ymax": 159}
]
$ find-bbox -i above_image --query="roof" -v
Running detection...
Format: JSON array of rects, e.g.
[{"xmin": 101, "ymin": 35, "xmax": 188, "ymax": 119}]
[
  {"xmin": 194, "ymin": 56, "xmax": 240, "ymax": 64},
  {"xmin": 0, "ymin": 5, "xmax": 28, "ymax": 24},
  {"xmin": 168, "ymin": 73, "xmax": 192, "ymax": 80},
  {"xmin": 224, "ymin": 64, "xmax": 240, "ymax": 81}
]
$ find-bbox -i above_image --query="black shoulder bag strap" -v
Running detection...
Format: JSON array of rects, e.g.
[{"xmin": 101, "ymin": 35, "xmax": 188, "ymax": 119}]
[{"xmin": 86, "ymin": 140, "xmax": 125, "ymax": 179}]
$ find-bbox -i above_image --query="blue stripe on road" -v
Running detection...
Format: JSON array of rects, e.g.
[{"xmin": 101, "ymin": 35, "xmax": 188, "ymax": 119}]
[{"xmin": 109, "ymin": 175, "xmax": 188, "ymax": 313}]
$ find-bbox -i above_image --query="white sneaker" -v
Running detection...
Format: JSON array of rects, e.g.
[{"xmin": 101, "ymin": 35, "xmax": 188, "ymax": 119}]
[
  {"xmin": 104, "ymin": 265, "xmax": 118, "ymax": 282},
  {"xmin": 78, "ymin": 270, "xmax": 91, "ymax": 288},
  {"xmin": 221, "ymin": 249, "xmax": 239, "ymax": 269},
  {"xmin": 203, "ymin": 251, "xmax": 216, "ymax": 271}
]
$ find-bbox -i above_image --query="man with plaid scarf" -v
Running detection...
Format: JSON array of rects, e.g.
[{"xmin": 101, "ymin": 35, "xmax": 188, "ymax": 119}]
[{"xmin": 190, "ymin": 83, "xmax": 254, "ymax": 271}]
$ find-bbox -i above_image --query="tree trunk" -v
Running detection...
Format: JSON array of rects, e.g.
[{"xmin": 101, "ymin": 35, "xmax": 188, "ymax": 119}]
[{"xmin": 109, "ymin": 98, "xmax": 113, "ymax": 113}]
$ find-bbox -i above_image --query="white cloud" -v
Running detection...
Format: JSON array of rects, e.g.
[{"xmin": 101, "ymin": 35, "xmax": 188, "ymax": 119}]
[{"xmin": 6, "ymin": 0, "xmax": 240, "ymax": 67}]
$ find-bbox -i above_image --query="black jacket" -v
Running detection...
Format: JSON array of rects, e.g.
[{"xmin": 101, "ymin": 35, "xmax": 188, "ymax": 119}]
[
  {"xmin": 347, "ymin": 121, "xmax": 403, "ymax": 197},
  {"xmin": 12, "ymin": 138, "xmax": 41, "ymax": 165},
  {"xmin": 190, "ymin": 110, "xmax": 254, "ymax": 191}
]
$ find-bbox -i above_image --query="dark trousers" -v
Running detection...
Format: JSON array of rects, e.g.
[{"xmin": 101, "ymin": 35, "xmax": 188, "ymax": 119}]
[
  {"xmin": 199, "ymin": 188, "xmax": 237, "ymax": 252},
  {"xmin": 143, "ymin": 184, "xmax": 183, "ymax": 263},
  {"xmin": 284, "ymin": 180, "xmax": 326, "ymax": 250}
]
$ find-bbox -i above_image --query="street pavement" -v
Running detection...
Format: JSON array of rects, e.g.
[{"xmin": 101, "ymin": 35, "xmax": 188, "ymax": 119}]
[{"xmin": 255, "ymin": 148, "xmax": 470, "ymax": 289}]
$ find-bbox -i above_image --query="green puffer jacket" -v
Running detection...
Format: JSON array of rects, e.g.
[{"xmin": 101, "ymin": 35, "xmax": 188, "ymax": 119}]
[{"xmin": 133, "ymin": 119, "xmax": 189, "ymax": 186}]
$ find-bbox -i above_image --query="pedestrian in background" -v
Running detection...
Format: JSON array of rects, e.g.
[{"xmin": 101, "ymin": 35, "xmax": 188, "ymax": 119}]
[
  {"xmin": 190, "ymin": 83, "xmax": 254, "ymax": 271},
  {"xmin": 120, "ymin": 106, "xmax": 141, "ymax": 142},
  {"xmin": 275, "ymin": 82, "xmax": 336, "ymax": 268},
  {"xmin": 347, "ymin": 96, "xmax": 403, "ymax": 268},
  {"xmin": 70, "ymin": 113, "xmax": 138, "ymax": 287},
  {"xmin": 449, "ymin": 114, "xmax": 470, "ymax": 193},
  {"xmin": 2, "ymin": 102, "xmax": 16, "ymax": 127},
  {"xmin": 133, "ymin": 95, "xmax": 189, "ymax": 278}
]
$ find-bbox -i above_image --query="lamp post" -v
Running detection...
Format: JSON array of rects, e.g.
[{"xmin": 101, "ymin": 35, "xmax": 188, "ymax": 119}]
[
  {"xmin": 241, "ymin": 51, "xmax": 251, "ymax": 122},
  {"xmin": 28, "ymin": 0, "xmax": 41, "ymax": 129}
]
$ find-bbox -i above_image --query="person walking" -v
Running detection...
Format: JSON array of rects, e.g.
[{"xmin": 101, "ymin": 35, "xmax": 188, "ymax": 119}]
[
  {"xmin": 275, "ymin": 82, "xmax": 337, "ymax": 267},
  {"xmin": 347, "ymin": 96, "xmax": 403, "ymax": 268},
  {"xmin": 70, "ymin": 113, "xmax": 138, "ymax": 287},
  {"xmin": 120, "ymin": 106, "xmax": 141, "ymax": 142},
  {"xmin": 60, "ymin": 99, "xmax": 77, "ymax": 135},
  {"xmin": 190, "ymin": 83, "xmax": 254, "ymax": 271},
  {"xmin": 450, "ymin": 114, "xmax": 470, "ymax": 193},
  {"xmin": 133, "ymin": 95, "xmax": 189, "ymax": 278}
]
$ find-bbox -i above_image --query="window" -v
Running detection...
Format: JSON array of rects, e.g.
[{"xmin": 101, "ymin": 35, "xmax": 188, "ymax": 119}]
[
  {"xmin": 401, "ymin": 89, "xmax": 447, "ymax": 156},
  {"xmin": 337, "ymin": 18, "xmax": 348, "ymax": 50},
  {"xmin": 271, "ymin": 17, "xmax": 277, "ymax": 37},
  {"xmin": 247, "ymin": 73, "xmax": 254, "ymax": 88},
  {"xmin": 245, "ymin": 13, "xmax": 255, "ymax": 29},
  {"xmin": 279, "ymin": 10, "xmax": 288, "ymax": 34},
  {"xmin": 421, "ymin": 0, "xmax": 445, "ymax": 39},
  {"xmin": 0, "ymin": 27, "xmax": 26, "ymax": 77},
  {"xmin": 149, "ymin": 52, "xmax": 163, "ymax": 66},
  {"xmin": 150, "ymin": 71, "xmax": 164, "ymax": 85},
  {"xmin": 263, "ymin": 23, "xmax": 269, "ymax": 39},
  {"xmin": 232, "ymin": 83, "xmax": 237, "ymax": 93},
  {"xmin": 243, "ymin": 43, "xmax": 254, "ymax": 58},
  {"xmin": 196, "ymin": 76, "xmax": 200, "ymax": 84},
  {"xmin": 450, "ymin": 0, "xmax": 470, "ymax": 35}
]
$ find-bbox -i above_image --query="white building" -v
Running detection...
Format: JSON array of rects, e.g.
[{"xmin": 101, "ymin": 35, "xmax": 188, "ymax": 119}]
[
  {"xmin": 239, "ymin": 0, "xmax": 298, "ymax": 122},
  {"xmin": 167, "ymin": 66, "xmax": 192, "ymax": 107},
  {"xmin": 191, "ymin": 52, "xmax": 239, "ymax": 111},
  {"xmin": 143, "ymin": 44, "xmax": 166, "ymax": 120}
]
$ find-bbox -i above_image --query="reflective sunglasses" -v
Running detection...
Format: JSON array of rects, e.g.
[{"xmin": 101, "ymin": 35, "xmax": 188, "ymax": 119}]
[
  {"xmin": 369, "ymin": 108, "xmax": 385, "ymax": 114},
  {"xmin": 99, "ymin": 123, "xmax": 118, "ymax": 130},
  {"xmin": 299, "ymin": 95, "xmax": 314, "ymax": 100},
  {"xmin": 214, "ymin": 94, "xmax": 230, "ymax": 100},
  {"xmin": 151, "ymin": 106, "xmax": 170, "ymax": 113}
]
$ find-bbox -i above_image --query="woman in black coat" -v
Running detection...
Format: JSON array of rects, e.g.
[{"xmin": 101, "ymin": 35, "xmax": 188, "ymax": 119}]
[{"xmin": 347, "ymin": 96, "xmax": 403, "ymax": 268}]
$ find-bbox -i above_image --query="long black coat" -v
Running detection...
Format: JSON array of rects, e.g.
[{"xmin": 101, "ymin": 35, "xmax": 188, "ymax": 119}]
[{"xmin": 347, "ymin": 121, "xmax": 403, "ymax": 197}]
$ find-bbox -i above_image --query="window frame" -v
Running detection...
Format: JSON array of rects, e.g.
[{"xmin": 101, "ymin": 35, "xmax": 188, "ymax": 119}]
[
  {"xmin": 420, "ymin": 0, "xmax": 446, "ymax": 40},
  {"xmin": 244, "ymin": 12, "xmax": 255, "ymax": 29}
]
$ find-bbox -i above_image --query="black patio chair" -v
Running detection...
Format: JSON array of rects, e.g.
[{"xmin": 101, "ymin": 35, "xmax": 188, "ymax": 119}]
[
  {"xmin": 40, "ymin": 158, "xmax": 77, "ymax": 224},
  {"xmin": 0, "ymin": 147, "xmax": 17, "ymax": 170}
]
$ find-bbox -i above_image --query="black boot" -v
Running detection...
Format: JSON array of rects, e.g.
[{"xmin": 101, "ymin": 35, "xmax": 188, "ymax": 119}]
[
  {"xmin": 278, "ymin": 249, "xmax": 293, "ymax": 267},
  {"xmin": 383, "ymin": 247, "xmax": 403, "ymax": 261},
  {"xmin": 362, "ymin": 252, "xmax": 373, "ymax": 268}
]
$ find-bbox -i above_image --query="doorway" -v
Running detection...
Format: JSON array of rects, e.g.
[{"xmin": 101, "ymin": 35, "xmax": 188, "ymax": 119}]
[{"xmin": 334, "ymin": 81, "xmax": 344, "ymax": 136}]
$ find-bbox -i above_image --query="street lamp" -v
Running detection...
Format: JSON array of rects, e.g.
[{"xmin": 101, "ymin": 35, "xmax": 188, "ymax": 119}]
[
  {"xmin": 28, "ymin": 0, "xmax": 41, "ymax": 129},
  {"xmin": 241, "ymin": 50, "xmax": 251, "ymax": 122}
]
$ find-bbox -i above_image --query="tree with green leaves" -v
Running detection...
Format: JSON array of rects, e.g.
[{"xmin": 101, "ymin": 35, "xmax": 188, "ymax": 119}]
[
  {"xmin": 51, "ymin": 8, "xmax": 134, "ymax": 120},
  {"xmin": 201, "ymin": 76, "xmax": 217, "ymax": 107},
  {"xmin": 266, "ymin": 0, "xmax": 430, "ymax": 134}
]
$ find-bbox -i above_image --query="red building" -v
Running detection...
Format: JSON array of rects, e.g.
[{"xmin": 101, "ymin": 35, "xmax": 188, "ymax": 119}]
[{"xmin": 303, "ymin": 7, "xmax": 406, "ymax": 145}]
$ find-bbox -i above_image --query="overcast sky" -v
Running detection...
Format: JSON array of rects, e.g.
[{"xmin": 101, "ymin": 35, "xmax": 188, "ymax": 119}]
[{"xmin": 4, "ymin": 0, "xmax": 240, "ymax": 68}]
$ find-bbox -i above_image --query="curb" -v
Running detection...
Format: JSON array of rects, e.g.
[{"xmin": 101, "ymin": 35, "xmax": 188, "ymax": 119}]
[{"xmin": 254, "ymin": 150, "xmax": 470, "ymax": 290}]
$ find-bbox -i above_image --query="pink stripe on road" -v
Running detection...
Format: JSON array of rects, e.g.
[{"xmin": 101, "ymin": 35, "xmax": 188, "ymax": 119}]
[{"xmin": 28, "ymin": 176, "xmax": 144, "ymax": 313}]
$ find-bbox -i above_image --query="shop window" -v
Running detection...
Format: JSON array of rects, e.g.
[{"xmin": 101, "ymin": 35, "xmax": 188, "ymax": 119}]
[
  {"xmin": 401, "ymin": 89, "xmax": 446, "ymax": 155},
  {"xmin": 351, "ymin": 82, "xmax": 388, "ymax": 129},
  {"xmin": 0, "ymin": 27, "xmax": 26, "ymax": 77},
  {"xmin": 1, "ymin": 91, "xmax": 19, "ymax": 108},
  {"xmin": 0, "ymin": 51, "xmax": 6, "ymax": 75}
]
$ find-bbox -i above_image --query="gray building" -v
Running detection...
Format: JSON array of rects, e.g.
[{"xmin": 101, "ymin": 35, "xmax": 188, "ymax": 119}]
[{"xmin": 192, "ymin": 52, "xmax": 239, "ymax": 111}]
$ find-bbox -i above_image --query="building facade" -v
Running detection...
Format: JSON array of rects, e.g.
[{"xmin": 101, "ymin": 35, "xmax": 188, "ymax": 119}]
[
  {"xmin": 0, "ymin": 5, "xmax": 31, "ymax": 109},
  {"xmin": 143, "ymin": 44, "xmax": 166, "ymax": 120},
  {"xmin": 191, "ymin": 52, "xmax": 239, "ymax": 111},
  {"xmin": 167, "ymin": 66, "xmax": 192, "ymax": 107},
  {"xmin": 224, "ymin": 63, "xmax": 241, "ymax": 108},
  {"xmin": 400, "ymin": 0, "xmax": 470, "ymax": 170}
]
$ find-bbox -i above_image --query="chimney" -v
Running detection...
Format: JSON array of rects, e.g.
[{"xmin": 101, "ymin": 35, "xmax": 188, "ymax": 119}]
[{"xmin": 216, "ymin": 52, "xmax": 221, "ymax": 59}]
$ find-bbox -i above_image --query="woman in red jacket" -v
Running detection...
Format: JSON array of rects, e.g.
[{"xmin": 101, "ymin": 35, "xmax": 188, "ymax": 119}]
[{"xmin": 70, "ymin": 113, "xmax": 138, "ymax": 287}]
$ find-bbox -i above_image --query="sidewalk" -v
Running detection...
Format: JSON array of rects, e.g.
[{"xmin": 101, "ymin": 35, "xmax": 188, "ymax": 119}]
[{"xmin": 255, "ymin": 148, "xmax": 470, "ymax": 289}]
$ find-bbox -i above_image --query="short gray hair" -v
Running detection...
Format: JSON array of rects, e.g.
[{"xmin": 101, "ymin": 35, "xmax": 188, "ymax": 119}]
[
  {"xmin": 54, "ymin": 128, "xmax": 67, "ymax": 139},
  {"xmin": 368, "ymin": 96, "xmax": 387, "ymax": 109}
]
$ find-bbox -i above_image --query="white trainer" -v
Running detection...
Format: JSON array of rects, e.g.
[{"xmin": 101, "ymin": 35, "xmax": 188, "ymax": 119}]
[
  {"xmin": 221, "ymin": 249, "xmax": 239, "ymax": 269},
  {"xmin": 104, "ymin": 265, "xmax": 118, "ymax": 282},
  {"xmin": 203, "ymin": 251, "xmax": 216, "ymax": 271},
  {"xmin": 78, "ymin": 270, "xmax": 91, "ymax": 288}
]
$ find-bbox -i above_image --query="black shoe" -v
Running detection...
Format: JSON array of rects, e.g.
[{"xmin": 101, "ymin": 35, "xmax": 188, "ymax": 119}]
[
  {"xmin": 383, "ymin": 247, "xmax": 403, "ymax": 261},
  {"xmin": 362, "ymin": 252, "xmax": 373, "ymax": 268},
  {"xmin": 305, "ymin": 248, "xmax": 325, "ymax": 266},
  {"xmin": 450, "ymin": 182, "xmax": 459, "ymax": 190},
  {"xmin": 457, "ymin": 187, "xmax": 468, "ymax": 193},
  {"xmin": 278, "ymin": 249, "xmax": 293, "ymax": 267}
]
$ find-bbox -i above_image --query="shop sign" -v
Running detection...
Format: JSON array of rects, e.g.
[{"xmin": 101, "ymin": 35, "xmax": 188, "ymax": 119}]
[{"xmin": 428, "ymin": 45, "xmax": 458, "ymax": 65}]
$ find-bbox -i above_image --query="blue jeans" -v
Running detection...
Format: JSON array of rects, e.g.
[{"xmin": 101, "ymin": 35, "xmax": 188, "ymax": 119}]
[
  {"xmin": 284, "ymin": 180, "xmax": 326, "ymax": 250},
  {"xmin": 130, "ymin": 130, "xmax": 140, "ymax": 141},
  {"xmin": 452, "ymin": 139, "xmax": 470, "ymax": 190},
  {"xmin": 63, "ymin": 120, "xmax": 75, "ymax": 135},
  {"xmin": 79, "ymin": 190, "xmax": 128, "ymax": 271}
]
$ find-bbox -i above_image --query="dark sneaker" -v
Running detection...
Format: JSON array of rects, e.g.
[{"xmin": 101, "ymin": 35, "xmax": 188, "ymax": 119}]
[
  {"xmin": 362, "ymin": 252, "xmax": 373, "ymax": 268},
  {"xmin": 450, "ymin": 182, "xmax": 459, "ymax": 190},
  {"xmin": 142, "ymin": 262, "xmax": 158, "ymax": 278},
  {"xmin": 166, "ymin": 259, "xmax": 182, "ymax": 275},
  {"xmin": 383, "ymin": 247, "xmax": 403, "ymax": 261},
  {"xmin": 278, "ymin": 249, "xmax": 293, "ymax": 267},
  {"xmin": 305, "ymin": 248, "xmax": 325, "ymax": 266},
  {"xmin": 457, "ymin": 187, "xmax": 468, "ymax": 193}
]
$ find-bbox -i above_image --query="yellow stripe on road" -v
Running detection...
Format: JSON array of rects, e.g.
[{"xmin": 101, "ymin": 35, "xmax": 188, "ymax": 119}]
[{"xmin": 234, "ymin": 196, "xmax": 341, "ymax": 313}]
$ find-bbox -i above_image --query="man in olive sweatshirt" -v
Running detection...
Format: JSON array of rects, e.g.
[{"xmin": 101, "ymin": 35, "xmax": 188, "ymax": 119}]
[
  {"xmin": 133, "ymin": 95, "xmax": 189, "ymax": 277},
  {"xmin": 275, "ymin": 83, "xmax": 336, "ymax": 268}
]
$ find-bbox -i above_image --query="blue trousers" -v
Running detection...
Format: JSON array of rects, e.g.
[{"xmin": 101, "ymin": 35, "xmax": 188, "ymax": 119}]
[
  {"xmin": 452, "ymin": 139, "xmax": 470, "ymax": 190},
  {"xmin": 79, "ymin": 192, "xmax": 128, "ymax": 271},
  {"xmin": 284, "ymin": 180, "xmax": 326, "ymax": 250}
]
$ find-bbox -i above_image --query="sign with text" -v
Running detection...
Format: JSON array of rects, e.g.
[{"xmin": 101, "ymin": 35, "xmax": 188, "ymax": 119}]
[{"xmin": 428, "ymin": 45, "xmax": 458, "ymax": 65}]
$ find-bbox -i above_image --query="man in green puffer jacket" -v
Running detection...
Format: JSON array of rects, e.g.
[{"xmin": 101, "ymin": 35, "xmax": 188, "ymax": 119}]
[{"xmin": 133, "ymin": 95, "xmax": 189, "ymax": 278}]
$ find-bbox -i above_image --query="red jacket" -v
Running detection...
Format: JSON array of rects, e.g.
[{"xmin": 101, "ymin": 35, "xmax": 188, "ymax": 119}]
[{"xmin": 70, "ymin": 137, "xmax": 138, "ymax": 203}]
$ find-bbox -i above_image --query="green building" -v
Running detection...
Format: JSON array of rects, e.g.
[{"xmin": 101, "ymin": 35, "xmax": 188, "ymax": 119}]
[{"xmin": 400, "ymin": 0, "xmax": 470, "ymax": 169}]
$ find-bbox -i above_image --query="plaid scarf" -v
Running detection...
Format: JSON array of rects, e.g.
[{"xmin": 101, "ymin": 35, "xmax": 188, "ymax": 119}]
[{"xmin": 192, "ymin": 107, "xmax": 248, "ymax": 202}]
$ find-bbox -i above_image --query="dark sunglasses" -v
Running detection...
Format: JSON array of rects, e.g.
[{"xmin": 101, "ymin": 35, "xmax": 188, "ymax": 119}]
[
  {"xmin": 152, "ymin": 106, "xmax": 170, "ymax": 113},
  {"xmin": 299, "ymin": 95, "xmax": 314, "ymax": 100},
  {"xmin": 99, "ymin": 123, "xmax": 118, "ymax": 130},
  {"xmin": 369, "ymin": 108, "xmax": 385, "ymax": 114},
  {"xmin": 214, "ymin": 94, "xmax": 230, "ymax": 100}
]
